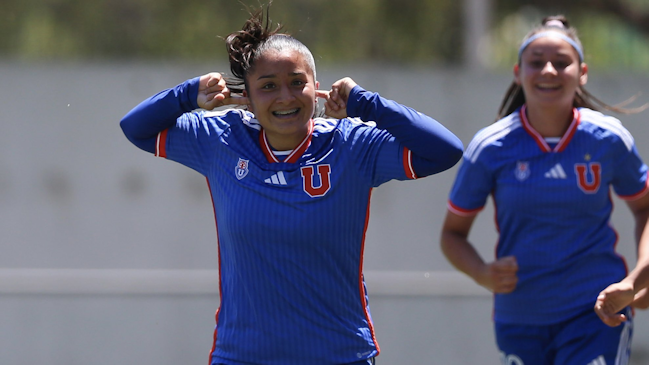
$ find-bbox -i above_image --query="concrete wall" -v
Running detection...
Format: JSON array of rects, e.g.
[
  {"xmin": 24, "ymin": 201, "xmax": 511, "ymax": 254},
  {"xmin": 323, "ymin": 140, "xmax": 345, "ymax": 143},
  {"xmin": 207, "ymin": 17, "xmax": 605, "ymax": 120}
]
[{"xmin": 1, "ymin": 62, "xmax": 649, "ymax": 364}]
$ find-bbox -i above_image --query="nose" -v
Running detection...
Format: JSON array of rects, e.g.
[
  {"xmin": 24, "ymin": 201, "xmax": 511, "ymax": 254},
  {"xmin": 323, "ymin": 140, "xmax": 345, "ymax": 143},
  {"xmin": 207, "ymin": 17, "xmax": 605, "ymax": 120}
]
[
  {"xmin": 541, "ymin": 61, "xmax": 557, "ymax": 75},
  {"xmin": 277, "ymin": 84, "xmax": 296, "ymax": 103}
]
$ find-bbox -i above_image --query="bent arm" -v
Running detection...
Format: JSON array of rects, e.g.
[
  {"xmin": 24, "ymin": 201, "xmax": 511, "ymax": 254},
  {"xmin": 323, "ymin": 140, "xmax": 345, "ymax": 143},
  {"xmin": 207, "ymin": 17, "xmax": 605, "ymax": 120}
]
[
  {"xmin": 347, "ymin": 86, "xmax": 463, "ymax": 177},
  {"xmin": 120, "ymin": 77, "xmax": 200, "ymax": 153},
  {"xmin": 627, "ymin": 191, "xmax": 649, "ymax": 298},
  {"xmin": 595, "ymin": 190, "xmax": 649, "ymax": 326},
  {"xmin": 440, "ymin": 209, "xmax": 518, "ymax": 293}
]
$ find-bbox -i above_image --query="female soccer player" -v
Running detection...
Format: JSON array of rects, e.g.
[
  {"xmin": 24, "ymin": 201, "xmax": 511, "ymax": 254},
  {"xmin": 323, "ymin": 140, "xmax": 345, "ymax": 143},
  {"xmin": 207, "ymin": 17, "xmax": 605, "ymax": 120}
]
[
  {"xmin": 440, "ymin": 15, "xmax": 649, "ymax": 365},
  {"xmin": 120, "ymin": 5, "xmax": 463, "ymax": 365}
]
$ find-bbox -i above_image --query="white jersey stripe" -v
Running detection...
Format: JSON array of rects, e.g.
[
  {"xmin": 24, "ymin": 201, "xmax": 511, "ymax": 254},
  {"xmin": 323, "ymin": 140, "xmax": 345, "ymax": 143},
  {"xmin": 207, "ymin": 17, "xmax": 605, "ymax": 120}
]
[
  {"xmin": 580, "ymin": 109, "xmax": 635, "ymax": 151},
  {"xmin": 465, "ymin": 115, "xmax": 521, "ymax": 163},
  {"xmin": 277, "ymin": 171, "xmax": 287, "ymax": 185}
]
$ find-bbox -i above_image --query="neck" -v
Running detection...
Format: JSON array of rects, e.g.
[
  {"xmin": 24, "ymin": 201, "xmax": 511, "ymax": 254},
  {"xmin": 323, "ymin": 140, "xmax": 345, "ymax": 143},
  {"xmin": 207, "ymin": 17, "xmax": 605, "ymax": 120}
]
[
  {"xmin": 263, "ymin": 121, "xmax": 311, "ymax": 151},
  {"xmin": 524, "ymin": 103, "xmax": 574, "ymax": 138}
]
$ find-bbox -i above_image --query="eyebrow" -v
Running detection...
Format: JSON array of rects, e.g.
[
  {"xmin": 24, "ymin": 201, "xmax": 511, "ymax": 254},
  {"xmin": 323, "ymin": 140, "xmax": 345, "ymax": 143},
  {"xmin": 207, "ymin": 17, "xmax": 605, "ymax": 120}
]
[
  {"xmin": 256, "ymin": 71, "xmax": 306, "ymax": 81},
  {"xmin": 529, "ymin": 49, "xmax": 573, "ymax": 57}
]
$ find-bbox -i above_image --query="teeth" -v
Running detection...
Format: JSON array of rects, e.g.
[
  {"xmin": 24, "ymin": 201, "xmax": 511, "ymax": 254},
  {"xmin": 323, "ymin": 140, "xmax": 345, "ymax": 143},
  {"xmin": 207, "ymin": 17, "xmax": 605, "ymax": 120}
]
[{"xmin": 273, "ymin": 109, "xmax": 298, "ymax": 116}]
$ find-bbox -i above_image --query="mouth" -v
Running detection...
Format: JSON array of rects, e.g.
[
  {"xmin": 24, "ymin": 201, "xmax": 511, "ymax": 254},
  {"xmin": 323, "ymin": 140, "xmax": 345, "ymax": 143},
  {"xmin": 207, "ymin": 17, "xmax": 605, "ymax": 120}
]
[
  {"xmin": 536, "ymin": 83, "xmax": 561, "ymax": 91},
  {"xmin": 272, "ymin": 108, "xmax": 300, "ymax": 117}
]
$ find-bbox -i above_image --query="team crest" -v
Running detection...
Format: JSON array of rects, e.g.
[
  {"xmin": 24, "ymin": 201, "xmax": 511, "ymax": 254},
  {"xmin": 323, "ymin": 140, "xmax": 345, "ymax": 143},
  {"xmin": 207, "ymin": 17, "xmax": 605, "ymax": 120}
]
[
  {"xmin": 235, "ymin": 158, "xmax": 249, "ymax": 180},
  {"xmin": 514, "ymin": 161, "xmax": 530, "ymax": 181}
]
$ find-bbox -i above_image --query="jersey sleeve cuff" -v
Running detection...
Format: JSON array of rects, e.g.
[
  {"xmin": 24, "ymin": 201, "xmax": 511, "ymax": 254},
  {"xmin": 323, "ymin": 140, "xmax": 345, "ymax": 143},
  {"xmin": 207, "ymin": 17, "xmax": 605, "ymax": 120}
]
[{"xmin": 447, "ymin": 200, "xmax": 483, "ymax": 217}]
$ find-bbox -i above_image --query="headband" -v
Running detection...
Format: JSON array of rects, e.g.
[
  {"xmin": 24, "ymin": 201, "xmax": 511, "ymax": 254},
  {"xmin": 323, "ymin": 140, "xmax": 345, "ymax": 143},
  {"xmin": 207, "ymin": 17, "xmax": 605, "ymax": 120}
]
[{"xmin": 518, "ymin": 31, "xmax": 584, "ymax": 62}]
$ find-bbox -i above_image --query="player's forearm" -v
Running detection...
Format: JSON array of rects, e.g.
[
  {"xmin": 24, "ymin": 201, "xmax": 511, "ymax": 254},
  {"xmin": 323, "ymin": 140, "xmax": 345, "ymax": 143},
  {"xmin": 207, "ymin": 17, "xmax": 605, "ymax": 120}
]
[
  {"xmin": 440, "ymin": 230, "xmax": 486, "ymax": 283},
  {"xmin": 346, "ymin": 86, "xmax": 463, "ymax": 175},
  {"xmin": 120, "ymin": 77, "xmax": 200, "ymax": 151},
  {"xmin": 626, "ymin": 209, "xmax": 649, "ymax": 294}
]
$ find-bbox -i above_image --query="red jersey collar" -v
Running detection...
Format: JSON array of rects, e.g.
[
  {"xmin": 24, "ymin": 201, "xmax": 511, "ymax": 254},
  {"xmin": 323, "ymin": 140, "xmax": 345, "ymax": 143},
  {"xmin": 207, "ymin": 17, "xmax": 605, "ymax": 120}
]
[
  {"xmin": 519, "ymin": 105, "xmax": 580, "ymax": 153},
  {"xmin": 259, "ymin": 119, "xmax": 314, "ymax": 163}
]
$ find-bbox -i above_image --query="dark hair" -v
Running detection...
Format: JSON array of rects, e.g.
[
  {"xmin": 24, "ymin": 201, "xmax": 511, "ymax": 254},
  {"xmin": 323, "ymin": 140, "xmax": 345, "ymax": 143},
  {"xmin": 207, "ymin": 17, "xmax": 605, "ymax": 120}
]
[
  {"xmin": 496, "ymin": 15, "xmax": 646, "ymax": 120},
  {"xmin": 224, "ymin": 4, "xmax": 317, "ymax": 96}
]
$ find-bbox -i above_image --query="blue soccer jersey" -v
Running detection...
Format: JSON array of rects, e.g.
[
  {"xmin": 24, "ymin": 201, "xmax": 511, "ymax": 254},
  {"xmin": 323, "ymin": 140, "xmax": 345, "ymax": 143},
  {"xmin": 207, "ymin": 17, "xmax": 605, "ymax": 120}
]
[
  {"xmin": 159, "ymin": 110, "xmax": 411, "ymax": 364},
  {"xmin": 448, "ymin": 106, "xmax": 649, "ymax": 325},
  {"xmin": 121, "ymin": 76, "xmax": 462, "ymax": 364}
]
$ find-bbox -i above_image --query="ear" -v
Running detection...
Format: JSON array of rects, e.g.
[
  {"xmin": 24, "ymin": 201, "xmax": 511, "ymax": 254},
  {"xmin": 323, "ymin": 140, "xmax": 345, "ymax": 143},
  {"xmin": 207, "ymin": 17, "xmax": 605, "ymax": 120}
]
[
  {"xmin": 314, "ymin": 80, "xmax": 320, "ymax": 102},
  {"xmin": 243, "ymin": 89, "xmax": 254, "ymax": 113},
  {"xmin": 513, "ymin": 63, "xmax": 521, "ymax": 85},
  {"xmin": 579, "ymin": 63, "xmax": 588, "ymax": 86}
]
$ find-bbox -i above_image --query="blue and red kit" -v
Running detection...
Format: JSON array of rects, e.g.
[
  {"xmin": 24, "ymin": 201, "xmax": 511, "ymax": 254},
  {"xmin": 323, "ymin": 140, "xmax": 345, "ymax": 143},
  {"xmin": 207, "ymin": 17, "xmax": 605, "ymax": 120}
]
[
  {"xmin": 448, "ymin": 105, "xmax": 647, "ymax": 364},
  {"xmin": 448, "ymin": 105, "xmax": 648, "ymax": 325},
  {"xmin": 121, "ymin": 77, "xmax": 462, "ymax": 364}
]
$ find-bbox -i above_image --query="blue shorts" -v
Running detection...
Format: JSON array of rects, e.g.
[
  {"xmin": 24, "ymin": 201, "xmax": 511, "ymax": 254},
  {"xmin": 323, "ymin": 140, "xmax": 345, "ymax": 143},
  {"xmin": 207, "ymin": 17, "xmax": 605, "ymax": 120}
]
[{"xmin": 495, "ymin": 307, "xmax": 632, "ymax": 365}]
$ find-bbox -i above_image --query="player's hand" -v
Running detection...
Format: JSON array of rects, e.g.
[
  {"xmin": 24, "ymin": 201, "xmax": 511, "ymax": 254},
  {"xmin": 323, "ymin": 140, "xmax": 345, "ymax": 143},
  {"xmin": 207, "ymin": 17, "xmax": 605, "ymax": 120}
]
[
  {"xmin": 316, "ymin": 77, "xmax": 358, "ymax": 119},
  {"xmin": 197, "ymin": 72, "xmax": 249, "ymax": 110},
  {"xmin": 476, "ymin": 256, "xmax": 518, "ymax": 294},
  {"xmin": 594, "ymin": 281, "xmax": 633, "ymax": 327}
]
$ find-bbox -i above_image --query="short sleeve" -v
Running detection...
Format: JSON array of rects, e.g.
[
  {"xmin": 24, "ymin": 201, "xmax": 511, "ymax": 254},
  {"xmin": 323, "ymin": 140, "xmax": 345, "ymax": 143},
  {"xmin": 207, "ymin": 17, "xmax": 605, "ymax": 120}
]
[
  {"xmin": 612, "ymin": 144, "xmax": 649, "ymax": 200},
  {"xmin": 448, "ymin": 155, "xmax": 494, "ymax": 216}
]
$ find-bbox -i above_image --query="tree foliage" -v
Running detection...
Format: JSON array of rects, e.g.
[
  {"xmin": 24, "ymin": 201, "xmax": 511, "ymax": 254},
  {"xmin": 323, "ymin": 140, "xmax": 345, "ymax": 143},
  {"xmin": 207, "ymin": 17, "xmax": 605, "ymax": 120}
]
[{"xmin": 1, "ymin": 0, "xmax": 648, "ymax": 70}]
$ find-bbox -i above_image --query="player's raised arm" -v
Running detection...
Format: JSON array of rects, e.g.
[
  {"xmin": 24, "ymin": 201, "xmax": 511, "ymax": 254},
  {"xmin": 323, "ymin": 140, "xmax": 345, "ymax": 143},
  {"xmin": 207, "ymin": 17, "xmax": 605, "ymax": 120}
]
[
  {"xmin": 318, "ymin": 77, "xmax": 463, "ymax": 177},
  {"xmin": 120, "ymin": 72, "xmax": 249, "ymax": 153}
]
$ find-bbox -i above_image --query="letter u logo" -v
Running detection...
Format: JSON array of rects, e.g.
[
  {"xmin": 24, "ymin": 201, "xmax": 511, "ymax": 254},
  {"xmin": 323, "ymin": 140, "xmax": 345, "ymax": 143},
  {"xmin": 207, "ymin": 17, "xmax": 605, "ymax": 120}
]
[
  {"xmin": 574, "ymin": 162, "xmax": 601, "ymax": 194},
  {"xmin": 301, "ymin": 165, "xmax": 331, "ymax": 198}
]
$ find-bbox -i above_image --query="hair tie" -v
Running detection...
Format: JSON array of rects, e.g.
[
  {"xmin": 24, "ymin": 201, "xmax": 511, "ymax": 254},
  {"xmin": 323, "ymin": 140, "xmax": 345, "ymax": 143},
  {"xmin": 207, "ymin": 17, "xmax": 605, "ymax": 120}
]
[{"xmin": 518, "ymin": 31, "xmax": 584, "ymax": 62}]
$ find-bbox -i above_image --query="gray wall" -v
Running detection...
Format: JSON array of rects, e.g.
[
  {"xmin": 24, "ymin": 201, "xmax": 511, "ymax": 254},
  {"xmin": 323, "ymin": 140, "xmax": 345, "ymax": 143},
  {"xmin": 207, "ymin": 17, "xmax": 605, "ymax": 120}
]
[{"xmin": 1, "ymin": 62, "xmax": 649, "ymax": 364}]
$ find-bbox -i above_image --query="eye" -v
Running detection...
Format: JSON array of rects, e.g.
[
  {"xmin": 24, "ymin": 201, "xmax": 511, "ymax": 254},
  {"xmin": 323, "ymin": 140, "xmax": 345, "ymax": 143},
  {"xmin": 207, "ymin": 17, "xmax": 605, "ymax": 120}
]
[
  {"xmin": 292, "ymin": 79, "xmax": 306, "ymax": 86},
  {"xmin": 528, "ymin": 60, "xmax": 544, "ymax": 69},
  {"xmin": 552, "ymin": 60, "xmax": 569, "ymax": 69},
  {"xmin": 261, "ymin": 82, "xmax": 276, "ymax": 90}
]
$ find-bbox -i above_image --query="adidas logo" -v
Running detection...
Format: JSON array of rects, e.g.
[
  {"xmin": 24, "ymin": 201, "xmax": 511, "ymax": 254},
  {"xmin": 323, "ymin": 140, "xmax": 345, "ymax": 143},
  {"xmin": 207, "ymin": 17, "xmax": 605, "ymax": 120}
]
[
  {"xmin": 544, "ymin": 163, "xmax": 566, "ymax": 179},
  {"xmin": 264, "ymin": 171, "xmax": 287, "ymax": 185}
]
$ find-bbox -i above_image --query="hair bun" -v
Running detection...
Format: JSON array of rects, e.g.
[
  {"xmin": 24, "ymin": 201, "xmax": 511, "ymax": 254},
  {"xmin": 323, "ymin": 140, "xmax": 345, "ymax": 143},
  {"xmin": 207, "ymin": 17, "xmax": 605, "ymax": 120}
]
[{"xmin": 545, "ymin": 19, "xmax": 566, "ymax": 29}]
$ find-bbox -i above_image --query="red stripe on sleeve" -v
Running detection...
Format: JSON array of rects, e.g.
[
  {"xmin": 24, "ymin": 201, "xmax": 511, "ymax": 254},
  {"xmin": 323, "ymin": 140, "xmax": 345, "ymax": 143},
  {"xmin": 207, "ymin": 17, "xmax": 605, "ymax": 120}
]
[
  {"xmin": 155, "ymin": 129, "xmax": 168, "ymax": 158},
  {"xmin": 402, "ymin": 147, "xmax": 417, "ymax": 179}
]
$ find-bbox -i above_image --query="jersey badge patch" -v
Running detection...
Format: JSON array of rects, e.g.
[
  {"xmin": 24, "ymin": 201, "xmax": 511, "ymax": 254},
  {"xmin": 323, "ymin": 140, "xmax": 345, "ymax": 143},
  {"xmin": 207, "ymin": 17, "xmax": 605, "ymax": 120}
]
[
  {"xmin": 515, "ymin": 161, "xmax": 530, "ymax": 181},
  {"xmin": 235, "ymin": 158, "xmax": 250, "ymax": 180}
]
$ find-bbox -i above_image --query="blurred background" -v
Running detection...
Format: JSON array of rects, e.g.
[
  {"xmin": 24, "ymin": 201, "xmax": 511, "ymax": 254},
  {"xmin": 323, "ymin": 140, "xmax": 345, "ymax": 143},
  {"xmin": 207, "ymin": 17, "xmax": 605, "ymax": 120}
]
[{"xmin": 1, "ymin": 0, "xmax": 649, "ymax": 364}]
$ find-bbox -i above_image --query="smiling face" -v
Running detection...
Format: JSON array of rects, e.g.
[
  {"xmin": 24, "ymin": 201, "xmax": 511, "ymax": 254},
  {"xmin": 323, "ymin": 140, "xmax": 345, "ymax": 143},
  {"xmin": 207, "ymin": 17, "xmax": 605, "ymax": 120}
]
[
  {"xmin": 245, "ymin": 48, "xmax": 319, "ymax": 151},
  {"xmin": 515, "ymin": 33, "xmax": 588, "ymax": 110}
]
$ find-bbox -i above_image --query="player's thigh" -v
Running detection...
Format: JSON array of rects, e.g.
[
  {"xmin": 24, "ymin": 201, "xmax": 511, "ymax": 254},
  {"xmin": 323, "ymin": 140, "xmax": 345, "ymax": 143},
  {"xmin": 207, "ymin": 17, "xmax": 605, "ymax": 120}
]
[
  {"xmin": 495, "ymin": 321, "xmax": 552, "ymax": 365},
  {"xmin": 554, "ymin": 307, "xmax": 632, "ymax": 365}
]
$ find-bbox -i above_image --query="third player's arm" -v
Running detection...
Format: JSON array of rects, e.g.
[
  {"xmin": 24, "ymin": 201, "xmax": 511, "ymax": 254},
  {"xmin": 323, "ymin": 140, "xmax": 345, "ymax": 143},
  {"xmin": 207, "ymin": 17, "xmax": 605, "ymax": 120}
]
[{"xmin": 441, "ymin": 210, "xmax": 518, "ymax": 294}]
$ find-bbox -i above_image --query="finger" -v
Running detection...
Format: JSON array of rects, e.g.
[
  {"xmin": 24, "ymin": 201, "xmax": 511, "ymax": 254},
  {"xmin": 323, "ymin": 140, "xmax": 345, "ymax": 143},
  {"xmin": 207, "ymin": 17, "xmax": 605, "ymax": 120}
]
[
  {"xmin": 323, "ymin": 98, "xmax": 340, "ymax": 112},
  {"xmin": 329, "ymin": 86, "xmax": 344, "ymax": 106},
  {"xmin": 500, "ymin": 256, "xmax": 518, "ymax": 266},
  {"xmin": 498, "ymin": 275, "xmax": 518, "ymax": 285},
  {"xmin": 315, "ymin": 90, "xmax": 330, "ymax": 99}
]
